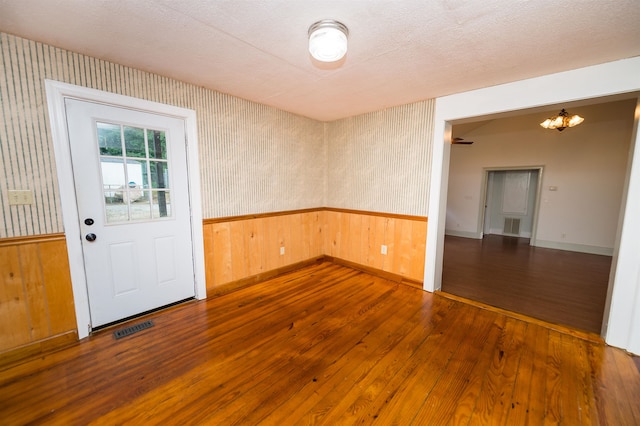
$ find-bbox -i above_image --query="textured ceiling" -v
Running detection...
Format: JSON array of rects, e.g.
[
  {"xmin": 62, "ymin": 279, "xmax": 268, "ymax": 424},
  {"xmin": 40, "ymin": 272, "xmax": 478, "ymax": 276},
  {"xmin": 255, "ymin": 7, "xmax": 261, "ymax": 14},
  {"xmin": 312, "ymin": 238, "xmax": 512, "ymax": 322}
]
[{"xmin": 1, "ymin": 0, "xmax": 639, "ymax": 121}]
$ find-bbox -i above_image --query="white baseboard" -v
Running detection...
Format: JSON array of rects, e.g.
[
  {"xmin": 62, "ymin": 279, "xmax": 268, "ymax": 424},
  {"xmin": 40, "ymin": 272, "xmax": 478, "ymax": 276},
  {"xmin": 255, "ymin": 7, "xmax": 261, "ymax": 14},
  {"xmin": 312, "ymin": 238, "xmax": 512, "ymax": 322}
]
[
  {"xmin": 488, "ymin": 229, "xmax": 532, "ymax": 238},
  {"xmin": 445, "ymin": 230, "xmax": 483, "ymax": 239},
  {"xmin": 533, "ymin": 239, "xmax": 613, "ymax": 256}
]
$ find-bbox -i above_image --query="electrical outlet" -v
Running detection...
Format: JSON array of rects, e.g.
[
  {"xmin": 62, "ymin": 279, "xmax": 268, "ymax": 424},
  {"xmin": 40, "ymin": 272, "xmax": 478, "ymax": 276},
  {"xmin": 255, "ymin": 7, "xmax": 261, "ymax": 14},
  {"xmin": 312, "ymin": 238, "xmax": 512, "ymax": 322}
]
[
  {"xmin": 381, "ymin": 244, "xmax": 387, "ymax": 255},
  {"xmin": 280, "ymin": 246, "xmax": 285, "ymax": 255},
  {"xmin": 8, "ymin": 190, "xmax": 34, "ymax": 205}
]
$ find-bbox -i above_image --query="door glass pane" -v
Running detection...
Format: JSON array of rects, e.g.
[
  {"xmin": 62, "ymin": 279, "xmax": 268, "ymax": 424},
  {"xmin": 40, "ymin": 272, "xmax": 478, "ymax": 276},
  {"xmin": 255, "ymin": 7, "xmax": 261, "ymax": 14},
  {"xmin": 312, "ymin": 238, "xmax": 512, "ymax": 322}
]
[
  {"xmin": 152, "ymin": 191, "xmax": 171, "ymax": 218},
  {"xmin": 126, "ymin": 159, "xmax": 149, "ymax": 190},
  {"xmin": 97, "ymin": 122, "xmax": 122, "ymax": 156},
  {"xmin": 124, "ymin": 126, "xmax": 146, "ymax": 158},
  {"xmin": 150, "ymin": 161, "xmax": 169, "ymax": 188},
  {"xmin": 130, "ymin": 191, "xmax": 152, "ymax": 221},
  {"xmin": 96, "ymin": 122, "xmax": 172, "ymax": 223},
  {"xmin": 105, "ymin": 192, "xmax": 128, "ymax": 223},
  {"xmin": 100, "ymin": 158, "xmax": 126, "ymax": 195},
  {"xmin": 147, "ymin": 129, "xmax": 167, "ymax": 159}
]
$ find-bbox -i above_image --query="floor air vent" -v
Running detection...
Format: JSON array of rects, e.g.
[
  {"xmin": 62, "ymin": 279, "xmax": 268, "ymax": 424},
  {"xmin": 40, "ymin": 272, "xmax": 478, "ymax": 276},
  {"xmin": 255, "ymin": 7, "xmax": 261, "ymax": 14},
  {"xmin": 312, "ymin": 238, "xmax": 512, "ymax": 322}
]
[
  {"xmin": 503, "ymin": 217, "xmax": 521, "ymax": 236},
  {"xmin": 113, "ymin": 320, "xmax": 154, "ymax": 339}
]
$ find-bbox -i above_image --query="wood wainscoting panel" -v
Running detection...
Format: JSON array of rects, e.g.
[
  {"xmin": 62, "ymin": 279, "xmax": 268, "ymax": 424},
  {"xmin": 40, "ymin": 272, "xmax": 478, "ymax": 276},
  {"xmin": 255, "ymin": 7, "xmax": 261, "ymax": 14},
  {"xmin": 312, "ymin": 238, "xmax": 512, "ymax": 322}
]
[
  {"xmin": 409, "ymin": 220, "xmax": 428, "ymax": 280},
  {"xmin": 205, "ymin": 221, "xmax": 231, "ymax": 288},
  {"xmin": 39, "ymin": 240, "xmax": 76, "ymax": 335},
  {"xmin": 205, "ymin": 209, "xmax": 426, "ymax": 292},
  {"xmin": 244, "ymin": 217, "xmax": 267, "ymax": 277},
  {"xmin": 203, "ymin": 210, "xmax": 324, "ymax": 291},
  {"xmin": 20, "ymin": 244, "xmax": 50, "ymax": 342},
  {"xmin": 0, "ymin": 246, "xmax": 31, "ymax": 350},
  {"xmin": 229, "ymin": 220, "xmax": 249, "ymax": 280},
  {"xmin": 0, "ymin": 235, "xmax": 76, "ymax": 358},
  {"xmin": 324, "ymin": 209, "xmax": 427, "ymax": 283}
]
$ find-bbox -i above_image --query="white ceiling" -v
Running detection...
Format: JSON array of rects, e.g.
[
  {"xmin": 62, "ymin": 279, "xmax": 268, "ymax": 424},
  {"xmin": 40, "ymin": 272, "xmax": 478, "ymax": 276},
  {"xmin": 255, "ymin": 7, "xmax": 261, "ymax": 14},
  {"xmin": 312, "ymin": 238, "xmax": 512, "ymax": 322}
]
[{"xmin": 1, "ymin": 0, "xmax": 639, "ymax": 121}]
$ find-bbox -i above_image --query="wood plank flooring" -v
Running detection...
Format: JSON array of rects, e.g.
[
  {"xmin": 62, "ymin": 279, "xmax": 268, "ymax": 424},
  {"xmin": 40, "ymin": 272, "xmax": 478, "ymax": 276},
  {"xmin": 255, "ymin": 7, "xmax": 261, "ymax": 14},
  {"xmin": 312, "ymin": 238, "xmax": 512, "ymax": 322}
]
[
  {"xmin": 442, "ymin": 235, "xmax": 612, "ymax": 334},
  {"xmin": 1, "ymin": 262, "xmax": 638, "ymax": 425}
]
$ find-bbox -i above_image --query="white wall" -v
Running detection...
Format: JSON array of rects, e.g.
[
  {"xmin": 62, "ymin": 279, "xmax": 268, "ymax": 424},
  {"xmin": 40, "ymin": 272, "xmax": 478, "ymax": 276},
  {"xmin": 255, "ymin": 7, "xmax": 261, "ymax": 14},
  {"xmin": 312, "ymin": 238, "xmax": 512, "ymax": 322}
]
[
  {"xmin": 425, "ymin": 56, "xmax": 640, "ymax": 353},
  {"xmin": 446, "ymin": 100, "xmax": 635, "ymax": 254}
]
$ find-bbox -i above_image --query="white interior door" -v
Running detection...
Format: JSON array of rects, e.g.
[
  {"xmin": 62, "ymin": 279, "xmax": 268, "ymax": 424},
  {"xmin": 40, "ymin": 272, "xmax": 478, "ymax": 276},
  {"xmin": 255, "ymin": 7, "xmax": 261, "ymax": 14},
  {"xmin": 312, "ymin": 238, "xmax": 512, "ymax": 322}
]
[{"xmin": 65, "ymin": 98, "xmax": 195, "ymax": 327}]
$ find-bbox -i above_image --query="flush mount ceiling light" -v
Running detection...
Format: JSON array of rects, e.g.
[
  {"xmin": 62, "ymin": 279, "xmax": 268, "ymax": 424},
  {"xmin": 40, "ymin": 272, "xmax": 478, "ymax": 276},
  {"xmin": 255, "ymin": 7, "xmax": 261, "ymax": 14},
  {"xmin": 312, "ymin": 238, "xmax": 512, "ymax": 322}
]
[
  {"xmin": 540, "ymin": 108, "xmax": 584, "ymax": 131},
  {"xmin": 308, "ymin": 20, "xmax": 349, "ymax": 62}
]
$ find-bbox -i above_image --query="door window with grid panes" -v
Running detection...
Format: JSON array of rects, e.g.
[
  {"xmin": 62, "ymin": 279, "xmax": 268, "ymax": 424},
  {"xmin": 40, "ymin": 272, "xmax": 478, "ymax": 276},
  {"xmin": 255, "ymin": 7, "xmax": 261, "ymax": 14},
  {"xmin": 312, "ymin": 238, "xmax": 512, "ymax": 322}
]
[{"xmin": 97, "ymin": 122, "xmax": 171, "ymax": 224}]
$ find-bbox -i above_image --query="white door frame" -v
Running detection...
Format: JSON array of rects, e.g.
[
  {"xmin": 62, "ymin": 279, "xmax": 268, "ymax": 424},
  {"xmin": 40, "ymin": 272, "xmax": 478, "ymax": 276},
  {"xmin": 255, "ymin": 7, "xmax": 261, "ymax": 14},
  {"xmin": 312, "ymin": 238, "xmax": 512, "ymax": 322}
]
[
  {"xmin": 45, "ymin": 80, "xmax": 206, "ymax": 339},
  {"xmin": 424, "ymin": 57, "xmax": 640, "ymax": 353}
]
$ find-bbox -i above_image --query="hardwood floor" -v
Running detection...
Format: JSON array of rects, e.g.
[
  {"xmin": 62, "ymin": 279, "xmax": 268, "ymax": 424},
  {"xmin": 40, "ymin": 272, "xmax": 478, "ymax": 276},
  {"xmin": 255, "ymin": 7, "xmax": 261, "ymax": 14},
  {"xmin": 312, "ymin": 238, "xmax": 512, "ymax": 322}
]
[
  {"xmin": 1, "ymin": 262, "xmax": 638, "ymax": 424},
  {"xmin": 442, "ymin": 235, "xmax": 612, "ymax": 334}
]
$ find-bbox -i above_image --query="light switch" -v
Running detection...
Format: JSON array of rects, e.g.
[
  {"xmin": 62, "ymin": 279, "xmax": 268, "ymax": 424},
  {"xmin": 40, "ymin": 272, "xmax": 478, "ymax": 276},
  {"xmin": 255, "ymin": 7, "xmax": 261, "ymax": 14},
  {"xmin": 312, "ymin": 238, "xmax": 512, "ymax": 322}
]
[{"xmin": 8, "ymin": 190, "xmax": 34, "ymax": 205}]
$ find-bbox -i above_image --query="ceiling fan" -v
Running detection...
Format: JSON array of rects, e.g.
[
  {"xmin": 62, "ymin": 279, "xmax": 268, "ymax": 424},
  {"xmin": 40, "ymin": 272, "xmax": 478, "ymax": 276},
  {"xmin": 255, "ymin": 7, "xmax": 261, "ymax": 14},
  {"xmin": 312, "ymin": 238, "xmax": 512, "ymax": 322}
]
[{"xmin": 451, "ymin": 137, "xmax": 474, "ymax": 145}]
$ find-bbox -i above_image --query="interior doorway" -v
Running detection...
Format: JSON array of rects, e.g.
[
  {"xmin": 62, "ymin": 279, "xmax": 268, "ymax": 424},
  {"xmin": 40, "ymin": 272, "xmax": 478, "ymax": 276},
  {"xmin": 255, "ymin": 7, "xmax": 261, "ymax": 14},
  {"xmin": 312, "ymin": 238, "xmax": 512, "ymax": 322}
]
[
  {"xmin": 440, "ymin": 99, "xmax": 635, "ymax": 334},
  {"xmin": 482, "ymin": 168, "xmax": 541, "ymax": 243},
  {"xmin": 424, "ymin": 59, "xmax": 640, "ymax": 352}
]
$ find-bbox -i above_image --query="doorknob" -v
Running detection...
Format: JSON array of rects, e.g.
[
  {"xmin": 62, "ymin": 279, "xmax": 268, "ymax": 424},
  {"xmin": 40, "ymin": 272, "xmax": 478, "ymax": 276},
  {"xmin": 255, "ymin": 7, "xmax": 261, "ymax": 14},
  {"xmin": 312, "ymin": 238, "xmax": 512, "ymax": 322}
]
[{"xmin": 85, "ymin": 233, "xmax": 97, "ymax": 242}]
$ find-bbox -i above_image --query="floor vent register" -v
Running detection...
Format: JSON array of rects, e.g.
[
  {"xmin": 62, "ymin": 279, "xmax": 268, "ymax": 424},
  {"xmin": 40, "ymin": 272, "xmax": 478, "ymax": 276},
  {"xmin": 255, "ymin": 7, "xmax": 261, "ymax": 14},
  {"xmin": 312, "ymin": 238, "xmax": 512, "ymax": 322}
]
[{"xmin": 113, "ymin": 320, "xmax": 155, "ymax": 339}]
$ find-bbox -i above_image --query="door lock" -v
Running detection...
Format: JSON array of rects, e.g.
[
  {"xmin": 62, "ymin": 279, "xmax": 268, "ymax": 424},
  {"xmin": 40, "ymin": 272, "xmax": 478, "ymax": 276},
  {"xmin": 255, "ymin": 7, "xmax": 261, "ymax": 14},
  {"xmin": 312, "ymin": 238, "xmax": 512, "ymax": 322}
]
[
  {"xmin": 84, "ymin": 218, "xmax": 95, "ymax": 226},
  {"xmin": 85, "ymin": 233, "xmax": 97, "ymax": 242}
]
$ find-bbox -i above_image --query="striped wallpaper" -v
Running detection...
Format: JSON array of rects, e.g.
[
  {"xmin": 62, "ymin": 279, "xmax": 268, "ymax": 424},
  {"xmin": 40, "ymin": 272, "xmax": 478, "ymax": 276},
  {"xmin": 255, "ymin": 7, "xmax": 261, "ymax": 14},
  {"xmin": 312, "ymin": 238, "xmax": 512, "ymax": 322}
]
[
  {"xmin": 0, "ymin": 32, "xmax": 324, "ymax": 238},
  {"xmin": 326, "ymin": 102, "xmax": 434, "ymax": 216},
  {"xmin": 0, "ymin": 32, "xmax": 434, "ymax": 238}
]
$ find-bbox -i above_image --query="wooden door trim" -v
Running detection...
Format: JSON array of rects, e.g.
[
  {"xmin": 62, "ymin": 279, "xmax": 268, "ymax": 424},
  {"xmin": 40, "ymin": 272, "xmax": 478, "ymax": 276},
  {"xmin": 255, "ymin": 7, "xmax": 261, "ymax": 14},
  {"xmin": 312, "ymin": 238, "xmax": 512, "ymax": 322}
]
[{"xmin": 45, "ymin": 80, "xmax": 206, "ymax": 339}]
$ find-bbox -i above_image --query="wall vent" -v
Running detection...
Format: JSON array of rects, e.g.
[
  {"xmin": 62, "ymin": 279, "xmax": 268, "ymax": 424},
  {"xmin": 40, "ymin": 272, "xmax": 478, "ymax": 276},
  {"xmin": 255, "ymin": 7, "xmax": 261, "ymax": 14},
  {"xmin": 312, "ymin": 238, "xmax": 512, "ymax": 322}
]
[{"xmin": 503, "ymin": 217, "xmax": 521, "ymax": 235}]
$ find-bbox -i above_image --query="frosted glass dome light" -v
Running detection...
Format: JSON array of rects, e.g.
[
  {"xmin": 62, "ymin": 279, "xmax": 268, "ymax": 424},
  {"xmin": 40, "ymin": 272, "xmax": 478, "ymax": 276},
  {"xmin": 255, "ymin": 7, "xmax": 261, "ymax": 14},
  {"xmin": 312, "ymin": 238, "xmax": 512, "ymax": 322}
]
[{"xmin": 308, "ymin": 20, "xmax": 349, "ymax": 62}]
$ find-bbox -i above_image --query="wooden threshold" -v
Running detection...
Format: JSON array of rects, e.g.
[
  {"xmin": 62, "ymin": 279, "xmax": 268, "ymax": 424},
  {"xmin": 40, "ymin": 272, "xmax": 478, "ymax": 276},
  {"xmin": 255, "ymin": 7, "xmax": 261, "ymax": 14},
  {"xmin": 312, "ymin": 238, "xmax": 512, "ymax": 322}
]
[{"xmin": 437, "ymin": 291, "xmax": 604, "ymax": 344}]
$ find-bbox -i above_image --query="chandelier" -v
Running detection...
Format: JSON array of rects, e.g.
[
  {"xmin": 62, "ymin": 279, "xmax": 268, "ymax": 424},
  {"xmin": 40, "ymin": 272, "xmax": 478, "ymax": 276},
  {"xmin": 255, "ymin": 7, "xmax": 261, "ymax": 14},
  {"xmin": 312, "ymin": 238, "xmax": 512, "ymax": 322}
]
[{"xmin": 540, "ymin": 109, "xmax": 584, "ymax": 131}]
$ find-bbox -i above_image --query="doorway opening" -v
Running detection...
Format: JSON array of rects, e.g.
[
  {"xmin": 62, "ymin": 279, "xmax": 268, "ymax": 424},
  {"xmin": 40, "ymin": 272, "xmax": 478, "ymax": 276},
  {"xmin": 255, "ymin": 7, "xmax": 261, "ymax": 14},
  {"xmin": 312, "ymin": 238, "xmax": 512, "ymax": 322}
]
[
  {"xmin": 439, "ymin": 98, "xmax": 635, "ymax": 334},
  {"xmin": 481, "ymin": 168, "xmax": 542, "ymax": 244}
]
